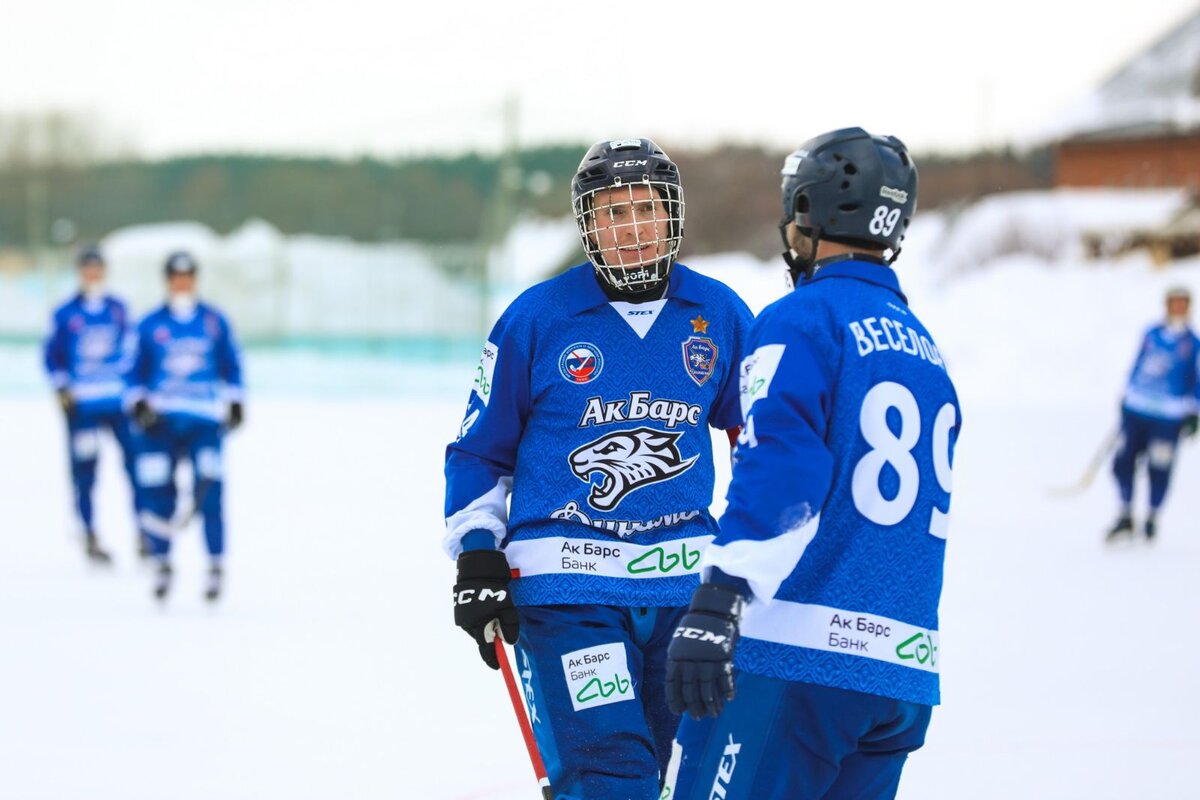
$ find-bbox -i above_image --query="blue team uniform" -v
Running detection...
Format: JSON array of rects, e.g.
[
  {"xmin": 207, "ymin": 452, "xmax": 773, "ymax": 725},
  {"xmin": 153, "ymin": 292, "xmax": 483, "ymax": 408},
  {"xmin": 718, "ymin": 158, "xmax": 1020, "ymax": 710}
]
[
  {"xmin": 43, "ymin": 293, "xmax": 139, "ymax": 532},
  {"xmin": 671, "ymin": 259, "xmax": 962, "ymax": 799},
  {"xmin": 1113, "ymin": 323, "xmax": 1200, "ymax": 510},
  {"xmin": 445, "ymin": 263, "xmax": 752, "ymax": 798},
  {"xmin": 126, "ymin": 302, "xmax": 243, "ymax": 559}
]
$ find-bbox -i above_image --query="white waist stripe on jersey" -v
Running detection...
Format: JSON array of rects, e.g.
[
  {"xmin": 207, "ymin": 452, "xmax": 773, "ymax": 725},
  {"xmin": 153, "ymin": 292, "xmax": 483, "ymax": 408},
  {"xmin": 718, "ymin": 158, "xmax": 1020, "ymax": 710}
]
[
  {"xmin": 740, "ymin": 598, "xmax": 940, "ymax": 674},
  {"xmin": 72, "ymin": 380, "xmax": 126, "ymax": 402},
  {"xmin": 1124, "ymin": 387, "xmax": 1197, "ymax": 420},
  {"xmin": 506, "ymin": 535, "xmax": 713, "ymax": 580}
]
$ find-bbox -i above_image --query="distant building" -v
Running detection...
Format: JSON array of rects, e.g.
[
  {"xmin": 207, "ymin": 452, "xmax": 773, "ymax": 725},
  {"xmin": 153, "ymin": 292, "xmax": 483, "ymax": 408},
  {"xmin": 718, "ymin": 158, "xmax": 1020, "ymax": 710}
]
[
  {"xmin": 1057, "ymin": 132, "xmax": 1200, "ymax": 188},
  {"xmin": 1043, "ymin": 9, "xmax": 1200, "ymax": 189}
]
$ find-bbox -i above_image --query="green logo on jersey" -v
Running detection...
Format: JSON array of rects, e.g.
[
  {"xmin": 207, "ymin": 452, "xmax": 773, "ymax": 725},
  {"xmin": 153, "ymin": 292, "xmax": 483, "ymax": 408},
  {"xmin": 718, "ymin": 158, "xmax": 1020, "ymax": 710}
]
[
  {"xmin": 626, "ymin": 542, "xmax": 702, "ymax": 575},
  {"xmin": 896, "ymin": 632, "xmax": 938, "ymax": 667},
  {"xmin": 576, "ymin": 673, "xmax": 632, "ymax": 704},
  {"xmin": 473, "ymin": 364, "xmax": 491, "ymax": 398}
]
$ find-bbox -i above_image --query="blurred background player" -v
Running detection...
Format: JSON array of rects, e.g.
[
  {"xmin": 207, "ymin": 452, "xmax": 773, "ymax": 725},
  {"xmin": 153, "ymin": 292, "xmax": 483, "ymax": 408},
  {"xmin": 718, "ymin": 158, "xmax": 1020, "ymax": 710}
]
[
  {"xmin": 126, "ymin": 251, "xmax": 244, "ymax": 601},
  {"xmin": 444, "ymin": 138, "xmax": 752, "ymax": 798},
  {"xmin": 665, "ymin": 128, "xmax": 961, "ymax": 799},
  {"xmin": 42, "ymin": 245, "xmax": 140, "ymax": 563},
  {"xmin": 1107, "ymin": 285, "xmax": 1199, "ymax": 542}
]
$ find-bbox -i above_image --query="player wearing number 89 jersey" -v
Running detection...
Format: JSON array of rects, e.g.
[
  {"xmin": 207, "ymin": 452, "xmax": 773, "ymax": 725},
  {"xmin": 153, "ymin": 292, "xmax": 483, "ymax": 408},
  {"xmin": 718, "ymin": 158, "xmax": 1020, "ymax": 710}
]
[{"xmin": 666, "ymin": 128, "xmax": 962, "ymax": 800}]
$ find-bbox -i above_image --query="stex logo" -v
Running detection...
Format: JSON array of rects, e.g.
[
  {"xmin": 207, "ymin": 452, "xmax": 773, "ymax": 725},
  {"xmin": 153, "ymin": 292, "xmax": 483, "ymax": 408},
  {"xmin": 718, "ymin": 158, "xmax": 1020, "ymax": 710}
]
[{"xmin": 626, "ymin": 542, "xmax": 702, "ymax": 575}]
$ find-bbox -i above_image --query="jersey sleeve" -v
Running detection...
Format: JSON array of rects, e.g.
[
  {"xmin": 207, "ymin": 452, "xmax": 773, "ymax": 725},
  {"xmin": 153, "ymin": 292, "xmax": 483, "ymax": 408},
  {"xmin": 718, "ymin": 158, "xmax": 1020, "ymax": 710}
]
[
  {"xmin": 708, "ymin": 295, "xmax": 755, "ymax": 432},
  {"xmin": 123, "ymin": 319, "xmax": 154, "ymax": 407},
  {"xmin": 442, "ymin": 311, "xmax": 532, "ymax": 559},
  {"xmin": 113, "ymin": 301, "xmax": 138, "ymax": 376},
  {"xmin": 215, "ymin": 314, "xmax": 245, "ymax": 402},
  {"xmin": 702, "ymin": 317, "xmax": 836, "ymax": 604},
  {"xmin": 1126, "ymin": 329, "xmax": 1153, "ymax": 389},
  {"xmin": 1193, "ymin": 334, "xmax": 1200, "ymax": 411},
  {"xmin": 43, "ymin": 308, "xmax": 70, "ymax": 389}
]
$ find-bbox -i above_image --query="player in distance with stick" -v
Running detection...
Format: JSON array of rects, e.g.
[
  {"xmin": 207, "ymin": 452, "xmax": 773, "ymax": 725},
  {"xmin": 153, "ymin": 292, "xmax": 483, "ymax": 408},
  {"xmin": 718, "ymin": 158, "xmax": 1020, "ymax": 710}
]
[
  {"xmin": 1105, "ymin": 285, "xmax": 1199, "ymax": 542},
  {"xmin": 126, "ymin": 251, "xmax": 244, "ymax": 602},
  {"xmin": 43, "ymin": 245, "xmax": 141, "ymax": 563}
]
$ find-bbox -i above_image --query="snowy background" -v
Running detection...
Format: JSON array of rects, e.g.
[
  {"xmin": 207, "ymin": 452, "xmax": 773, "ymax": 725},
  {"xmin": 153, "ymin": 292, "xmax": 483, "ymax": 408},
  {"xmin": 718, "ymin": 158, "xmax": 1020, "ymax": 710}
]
[{"xmin": 2, "ymin": 189, "xmax": 1200, "ymax": 798}]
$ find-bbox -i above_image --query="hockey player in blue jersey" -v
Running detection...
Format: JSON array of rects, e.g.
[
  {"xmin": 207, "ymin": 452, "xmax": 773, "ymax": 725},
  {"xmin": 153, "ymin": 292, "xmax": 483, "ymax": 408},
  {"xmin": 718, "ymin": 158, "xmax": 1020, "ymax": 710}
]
[
  {"xmin": 1106, "ymin": 286, "xmax": 1199, "ymax": 542},
  {"xmin": 43, "ymin": 245, "xmax": 141, "ymax": 563},
  {"xmin": 445, "ymin": 138, "xmax": 752, "ymax": 798},
  {"xmin": 126, "ymin": 251, "xmax": 244, "ymax": 602},
  {"xmin": 665, "ymin": 128, "xmax": 962, "ymax": 799}
]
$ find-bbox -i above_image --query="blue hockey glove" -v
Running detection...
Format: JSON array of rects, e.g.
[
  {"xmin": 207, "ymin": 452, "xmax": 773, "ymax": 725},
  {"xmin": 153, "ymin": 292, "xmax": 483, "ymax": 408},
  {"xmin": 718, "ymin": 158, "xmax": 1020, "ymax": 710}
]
[
  {"xmin": 453, "ymin": 549, "xmax": 519, "ymax": 670},
  {"xmin": 666, "ymin": 583, "xmax": 744, "ymax": 719}
]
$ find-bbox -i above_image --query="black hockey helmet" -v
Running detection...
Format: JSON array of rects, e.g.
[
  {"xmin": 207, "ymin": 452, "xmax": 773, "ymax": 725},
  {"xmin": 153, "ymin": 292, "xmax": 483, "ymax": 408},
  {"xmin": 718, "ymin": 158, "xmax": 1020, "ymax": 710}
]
[
  {"xmin": 163, "ymin": 250, "xmax": 199, "ymax": 277},
  {"xmin": 570, "ymin": 138, "xmax": 684, "ymax": 295},
  {"xmin": 76, "ymin": 244, "xmax": 105, "ymax": 268},
  {"xmin": 780, "ymin": 127, "xmax": 918, "ymax": 278}
]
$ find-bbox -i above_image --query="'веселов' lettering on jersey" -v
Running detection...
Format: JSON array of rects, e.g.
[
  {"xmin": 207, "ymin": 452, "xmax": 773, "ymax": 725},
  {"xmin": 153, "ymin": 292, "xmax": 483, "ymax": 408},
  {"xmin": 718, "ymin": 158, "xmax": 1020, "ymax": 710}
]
[{"xmin": 847, "ymin": 316, "xmax": 944, "ymax": 368}]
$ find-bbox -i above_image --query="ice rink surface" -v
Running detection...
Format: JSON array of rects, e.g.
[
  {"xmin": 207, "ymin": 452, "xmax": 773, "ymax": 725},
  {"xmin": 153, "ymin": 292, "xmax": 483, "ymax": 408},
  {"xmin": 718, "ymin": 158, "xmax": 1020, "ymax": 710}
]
[{"xmin": 4, "ymin": 206, "xmax": 1200, "ymax": 798}]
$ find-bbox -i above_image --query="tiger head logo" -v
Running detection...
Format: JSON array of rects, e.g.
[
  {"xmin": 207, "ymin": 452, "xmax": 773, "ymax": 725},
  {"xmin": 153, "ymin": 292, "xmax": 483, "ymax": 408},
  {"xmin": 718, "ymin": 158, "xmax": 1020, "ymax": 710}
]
[{"xmin": 568, "ymin": 426, "xmax": 698, "ymax": 511}]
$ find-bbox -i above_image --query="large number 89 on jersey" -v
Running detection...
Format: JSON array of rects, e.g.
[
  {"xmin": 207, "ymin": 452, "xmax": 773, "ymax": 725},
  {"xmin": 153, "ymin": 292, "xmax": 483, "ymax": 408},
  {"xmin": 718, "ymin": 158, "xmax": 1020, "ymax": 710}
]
[{"xmin": 851, "ymin": 381, "xmax": 957, "ymax": 539}]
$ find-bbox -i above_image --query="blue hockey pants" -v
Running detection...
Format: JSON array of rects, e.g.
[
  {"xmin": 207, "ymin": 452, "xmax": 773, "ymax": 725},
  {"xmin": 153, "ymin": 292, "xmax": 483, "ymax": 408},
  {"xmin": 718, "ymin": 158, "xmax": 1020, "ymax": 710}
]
[
  {"xmin": 135, "ymin": 416, "xmax": 225, "ymax": 558},
  {"xmin": 671, "ymin": 674, "xmax": 931, "ymax": 800},
  {"xmin": 1113, "ymin": 409, "xmax": 1184, "ymax": 511},
  {"xmin": 514, "ymin": 604, "xmax": 686, "ymax": 800},
  {"xmin": 64, "ymin": 403, "xmax": 139, "ymax": 531}
]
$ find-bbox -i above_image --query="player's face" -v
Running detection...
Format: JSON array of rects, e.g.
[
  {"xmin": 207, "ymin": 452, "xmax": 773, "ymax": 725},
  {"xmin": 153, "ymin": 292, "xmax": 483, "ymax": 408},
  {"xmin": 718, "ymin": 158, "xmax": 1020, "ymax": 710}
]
[
  {"xmin": 78, "ymin": 261, "xmax": 104, "ymax": 288},
  {"xmin": 588, "ymin": 184, "xmax": 670, "ymax": 269},
  {"xmin": 167, "ymin": 273, "xmax": 197, "ymax": 295},
  {"xmin": 1167, "ymin": 296, "xmax": 1190, "ymax": 319}
]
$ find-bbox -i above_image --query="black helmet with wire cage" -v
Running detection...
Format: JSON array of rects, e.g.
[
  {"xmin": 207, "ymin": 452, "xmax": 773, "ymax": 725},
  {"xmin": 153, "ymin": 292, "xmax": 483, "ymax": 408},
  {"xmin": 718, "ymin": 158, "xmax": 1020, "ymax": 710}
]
[{"xmin": 570, "ymin": 138, "xmax": 684, "ymax": 295}]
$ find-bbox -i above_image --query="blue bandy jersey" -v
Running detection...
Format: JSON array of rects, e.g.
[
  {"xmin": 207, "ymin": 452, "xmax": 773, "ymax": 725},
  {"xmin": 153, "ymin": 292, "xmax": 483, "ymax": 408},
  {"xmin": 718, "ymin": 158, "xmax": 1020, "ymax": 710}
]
[
  {"xmin": 703, "ymin": 259, "xmax": 962, "ymax": 706},
  {"xmin": 444, "ymin": 264, "xmax": 753, "ymax": 608},
  {"xmin": 1122, "ymin": 323, "xmax": 1200, "ymax": 421},
  {"xmin": 126, "ymin": 303, "xmax": 244, "ymax": 422},
  {"xmin": 43, "ymin": 294, "xmax": 134, "ymax": 410}
]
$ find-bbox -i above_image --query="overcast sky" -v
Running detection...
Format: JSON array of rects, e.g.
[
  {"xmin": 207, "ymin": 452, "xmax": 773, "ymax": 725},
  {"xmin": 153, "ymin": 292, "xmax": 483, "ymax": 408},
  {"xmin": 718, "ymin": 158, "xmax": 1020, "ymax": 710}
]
[{"xmin": 3, "ymin": 0, "xmax": 1197, "ymax": 158}]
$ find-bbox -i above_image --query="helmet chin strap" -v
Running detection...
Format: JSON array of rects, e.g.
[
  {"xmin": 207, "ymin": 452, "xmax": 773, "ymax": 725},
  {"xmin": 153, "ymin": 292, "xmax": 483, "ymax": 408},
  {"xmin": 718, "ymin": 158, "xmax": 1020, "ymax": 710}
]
[
  {"xmin": 779, "ymin": 219, "xmax": 820, "ymax": 288},
  {"xmin": 595, "ymin": 257, "xmax": 671, "ymax": 302}
]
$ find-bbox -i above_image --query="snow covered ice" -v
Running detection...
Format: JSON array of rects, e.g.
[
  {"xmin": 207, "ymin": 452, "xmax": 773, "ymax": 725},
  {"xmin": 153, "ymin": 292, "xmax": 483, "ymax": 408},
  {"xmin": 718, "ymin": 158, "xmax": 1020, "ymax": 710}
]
[{"xmin": 3, "ymin": 193, "xmax": 1200, "ymax": 798}]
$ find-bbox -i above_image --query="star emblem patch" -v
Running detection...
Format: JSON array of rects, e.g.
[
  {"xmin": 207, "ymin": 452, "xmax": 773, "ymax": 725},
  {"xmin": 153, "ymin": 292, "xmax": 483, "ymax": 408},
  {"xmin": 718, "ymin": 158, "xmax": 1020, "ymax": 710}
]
[{"xmin": 690, "ymin": 314, "xmax": 708, "ymax": 334}]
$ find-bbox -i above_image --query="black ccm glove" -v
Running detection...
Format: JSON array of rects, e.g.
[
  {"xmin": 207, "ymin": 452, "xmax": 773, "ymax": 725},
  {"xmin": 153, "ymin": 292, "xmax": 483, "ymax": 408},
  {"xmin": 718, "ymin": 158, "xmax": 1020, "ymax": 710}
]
[
  {"xmin": 666, "ymin": 583, "xmax": 745, "ymax": 719},
  {"xmin": 453, "ymin": 549, "xmax": 519, "ymax": 670},
  {"xmin": 226, "ymin": 401, "xmax": 244, "ymax": 432},
  {"xmin": 1183, "ymin": 413, "xmax": 1199, "ymax": 439},
  {"xmin": 132, "ymin": 399, "xmax": 160, "ymax": 432}
]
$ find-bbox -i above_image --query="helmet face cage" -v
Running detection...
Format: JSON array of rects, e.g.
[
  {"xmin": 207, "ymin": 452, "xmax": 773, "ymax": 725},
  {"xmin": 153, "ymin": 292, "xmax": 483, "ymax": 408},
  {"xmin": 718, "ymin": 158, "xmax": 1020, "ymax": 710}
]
[
  {"xmin": 573, "ymin": 179, "xmax": 684, "ymax": 293},
  {"xmin": 571, "ymin": 139, "xmax": 684, "ymax": 294},
  {"xmin": 780, "ymin": 127, "xmax": 918, "ymax": 258}
]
